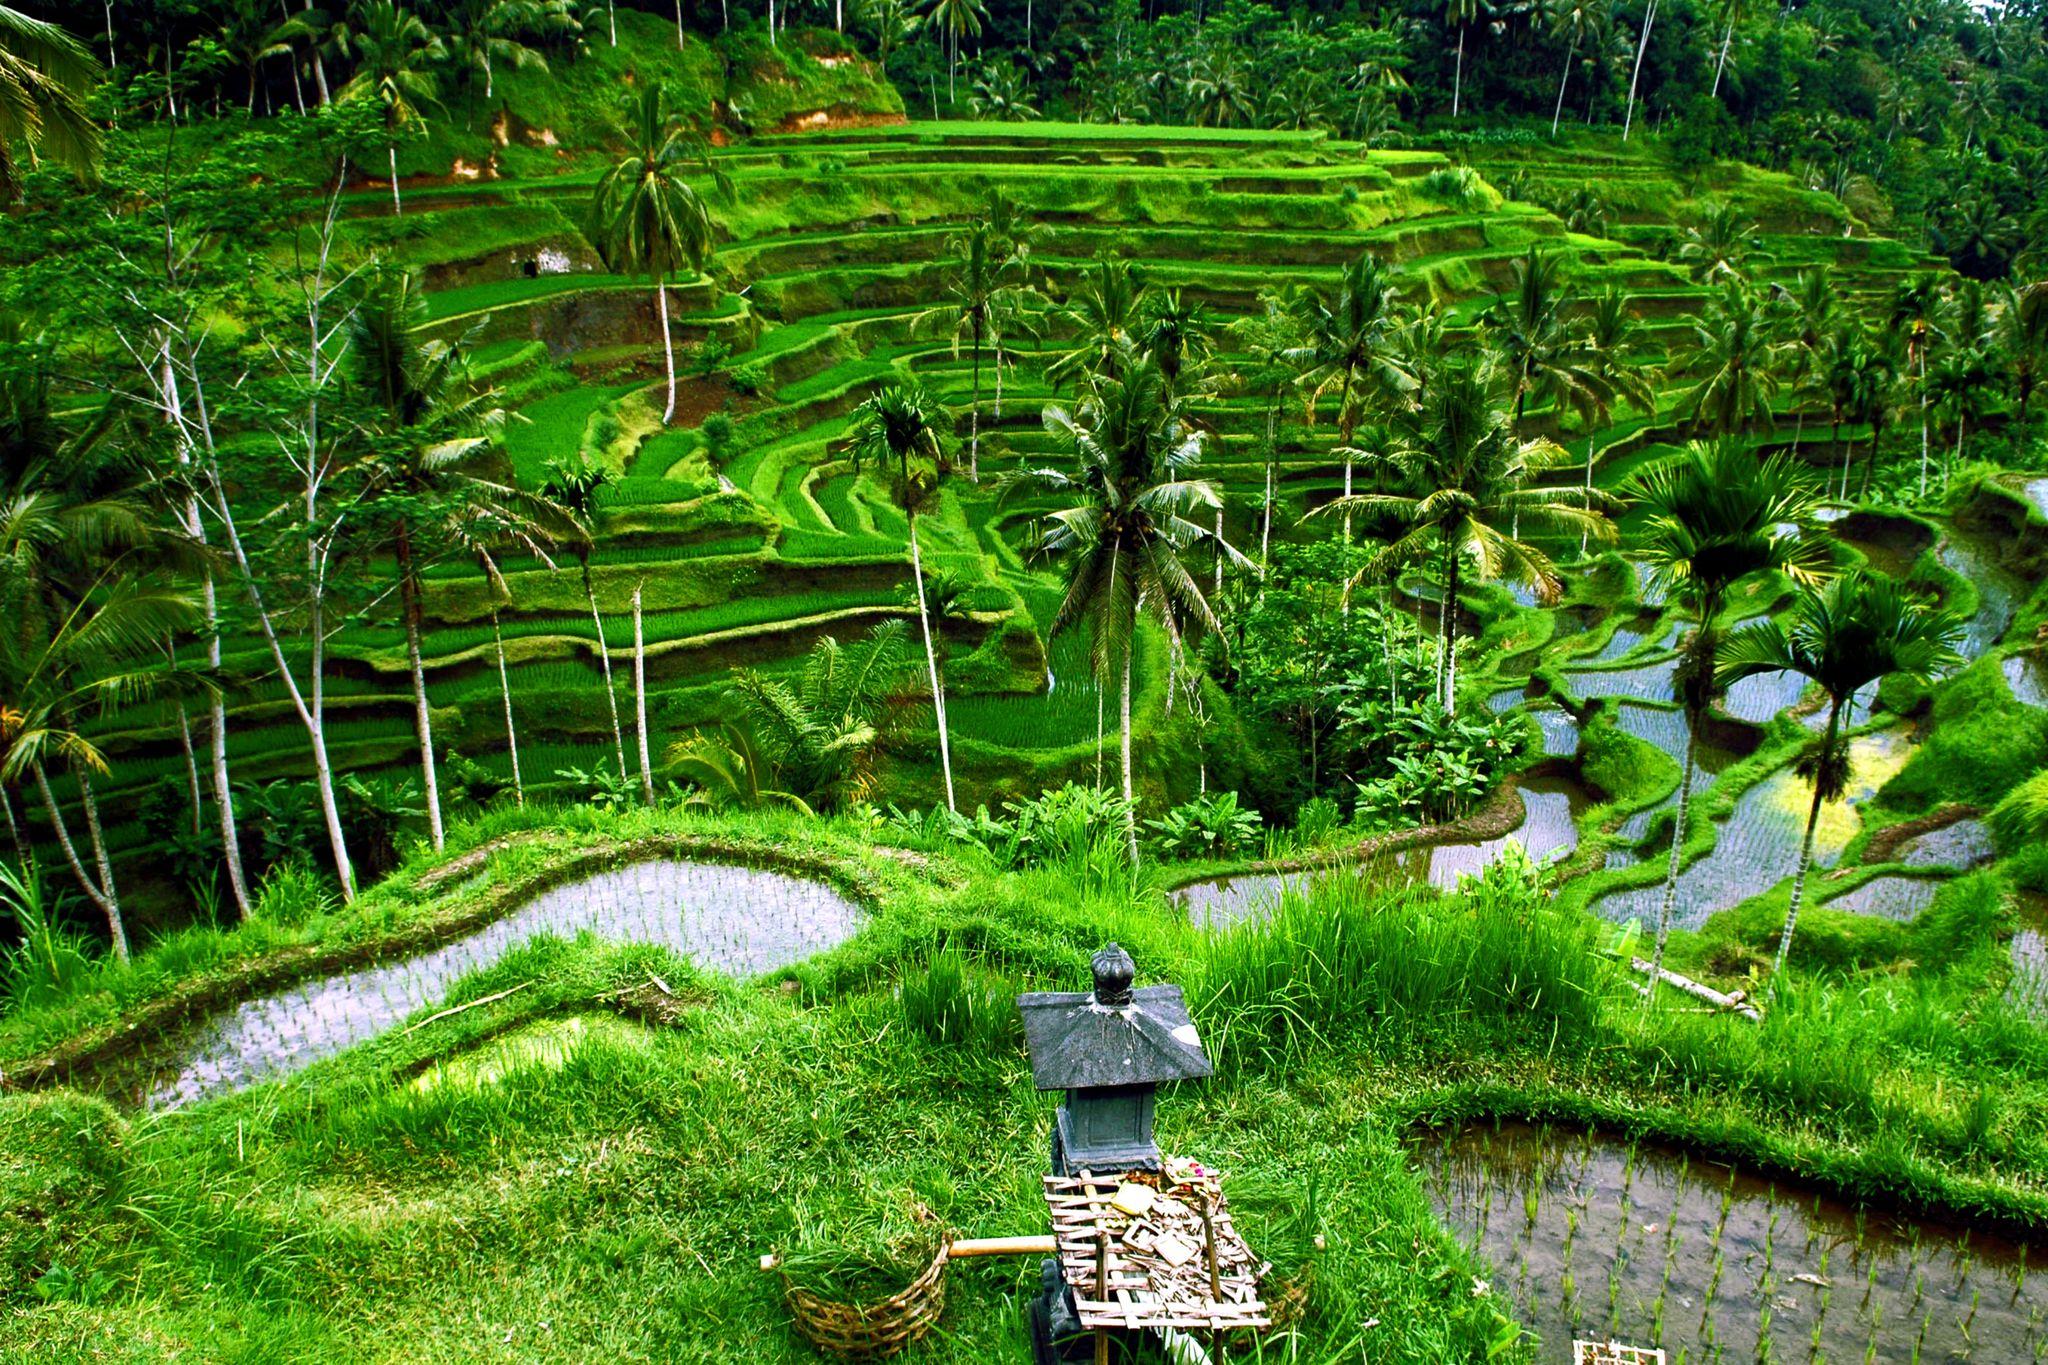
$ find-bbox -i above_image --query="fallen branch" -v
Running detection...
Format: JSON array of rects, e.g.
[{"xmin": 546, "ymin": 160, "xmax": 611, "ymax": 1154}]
[
  {"xmin": 401, "ymin": 981, "xmax": 534, "ymax": 1035},
  {"xmin": 1630, "ymin": 958, "xmax": 1761, "ymax": 1021}
]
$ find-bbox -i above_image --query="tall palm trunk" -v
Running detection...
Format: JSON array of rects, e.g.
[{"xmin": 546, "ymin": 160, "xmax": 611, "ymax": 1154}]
[
  {"xmin": 1775, "ymin": 698, "xmax": 1840, "ymax": 976},
  {"xmin": 1452, "ymin": 26, "xmax": 1465, "ymax": 118},
  {"xmin": 1623, "ymin": 0, "xmax": 1657, "ymax": 140},
  {"xmin": 35, "ymin": 763, "xmax": 126, "ymax": 963},
  {"xmin": 1, "ymin": 787, "xmax": 26, "ymax": 866},
  {"xmin": 395, "ymin": 522, "xmax": 444, "ymax": 851},
  {"xmin": 1437, "ymin": 543, "xmax": 1463, "ymax": 710},
  {"xmin": 1646, "ymin": 723, "xmax": 1698, "ymax": 1005},
  {"xmin": 1120, "ymin": 628, "xmax": 1139, "ymax": 867},
  {"xmin": 201, "ymin": 571, "xmax": 251, "ymax": 918},
  {"xmin": 493, "ymin": 608, "xmax": 524, "ymax": 806},
  {"xmin": 633, "ymin": 582, "xmax": 655, "ymax": 806},
  {"xmin": 657, "ymin": 276, "xmax": 677, "ymax": 423},
  {"xmin": 1712, "ymin": 11, "xmax": 1735, "ymax": 98},
  {"xmin": 581, "ymin": 560, "xmax": 629, "ymax": 780},
  {"xmin": 388, "ymin": 141, "xmax": 402, "ymax": 216},
  {"xmin": 969, "ymin": 326, "xmax": 984, "ymax": 482},
  {"xmin": 304, "ymin": 2, "xmax": 331, "ymax": 104},
  {"xmin": 174, "ymin": 696, "xmax": 204, "ymax": 834},
  {"xmin": 1552, "ymin": 30, "xmax": 1580, "ymax": 137},
  {"xmin": 1916, "ymin": 350, "xmax": 1929, "ymax": 497},
  {"xmin": 1337, "ymin": 369, "xmax": 1356, "ymax": 544},
  {"xmin": 909, "ymin": 511, "xmax": 956, "ymax": 812}
]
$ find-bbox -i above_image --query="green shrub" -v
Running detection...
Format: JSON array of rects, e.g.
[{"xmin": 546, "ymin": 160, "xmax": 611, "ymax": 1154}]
[
  {"xmin": 0, "ymin": 1092, "xmax": 123, "ymax": 1301},
  {"xmin": 1988, "ymin": 768, "xmax": 2048, "ymax": 852},
  {"xmin": 252, "ymin": 861, "xmax": 337, "ymax": 929},
  {"xmin": 0, "ymin": 864, "xmax": 98, "ymax": 1012},
  {"xmin": 1193, "ymin": 849, "xmax": 1606, "ymax": 1071},
  {"xmin": 1144, "ymin": 790, "xmax": 1263, "ymax": 860}
]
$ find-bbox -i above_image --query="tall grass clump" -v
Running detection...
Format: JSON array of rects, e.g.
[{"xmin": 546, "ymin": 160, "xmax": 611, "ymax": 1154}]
[
  {"xmin": 1192, "ymin": 850, "xmax": 1608, "ymax": 1072},
  {"xmin": 896, "ymin": 938, "xmax": 1022, "ymax": 1052},
  {"xmin": 0, "ymin": 864, "xmax": 98, "ymax": 1012}
]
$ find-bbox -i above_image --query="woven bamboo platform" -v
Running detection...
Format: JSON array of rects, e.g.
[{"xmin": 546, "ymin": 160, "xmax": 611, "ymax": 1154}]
[
  {"xmin": 1574, "ymin": 1342, "xmax": 1667, "ymax": 1365},
  {"xmin": 1043, "ymin": 1163, "xmax": 1271, "ymax": 1334}
]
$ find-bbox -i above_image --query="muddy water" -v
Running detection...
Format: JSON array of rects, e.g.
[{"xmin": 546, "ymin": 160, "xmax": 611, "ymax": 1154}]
[
  {"xmin": 1938, "ymin": 535, "xmax": 2025, "ymax": 660},
  {"xmin": 1174, "ymin": 777, "xmax": 1589, "ymax": 928},
  {"xmin": 1819, "ymin": 874, "xmax": 1941, "ymax": 921},
  {"xmin": 2026, "ymin": 478, "xmax": 2048, "ymax": 519},
  {"xmin": 148, "ymin": 861, "xmax": 863, "ymax": 1109},
  {"xmin": 1594, "ymin": 729, "xmax": 1915, "ymax": 930},
  {"xmin": 1898, "ymin": 817, "xmax": 1996, "ymax": 870},
  {"xmin": 1420, "ymin": 1122, "xmax": 2044, "ymax": 1365},
  {"xmin": 2008, "ymin": 653, "xmax": 2048, "ymax": 709}
]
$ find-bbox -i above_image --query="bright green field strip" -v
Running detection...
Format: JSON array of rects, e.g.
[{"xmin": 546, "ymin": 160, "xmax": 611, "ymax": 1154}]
[
  {"xmin": 388, "ymin": 588, "xmax": 909, "ymax": 659},
  {"xmin": 768, "ymin": 121, "xmax": 1335, "ymax": 146},
  {"xmin": 504, "ymin": 384, "xmax": 636, "ymax": 484}
]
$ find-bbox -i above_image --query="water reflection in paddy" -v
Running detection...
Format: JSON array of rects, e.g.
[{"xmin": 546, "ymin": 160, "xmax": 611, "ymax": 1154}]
[
  {"xmin": 1820, "ymin": 875, "xmax": 1942, "ymax": 921},
  {"xmin": 1420, "ymin": 1122, "xmax": 2043, "ymax": 1365},
  {"xmin": 2006, "ymin": 652, "xmax": 2048, "ymax": 708},
  {"xmin": 1897, "ymin": 817, "xmax": 1996, "ymax": 870},
  {"xmin": 1174, "ymin": 777, "xmax": 1589, "ymax": 928},
  {"xmin": 1938, "ymin": 536, "xmax": 2024, "ymax": 660},
  {"xmin": 1594, "ymin": 729, "xmax": 1914, "ymax": 930},
  {"xmin": 149, "ymin": 861, "xmax": 864, "ymax": 1109}
]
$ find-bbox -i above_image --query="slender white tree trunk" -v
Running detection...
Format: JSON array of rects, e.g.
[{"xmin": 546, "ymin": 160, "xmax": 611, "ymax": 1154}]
[
  {"xmin": 1552, "ymin": 31, "xmax": 1579, "ymax": 137},
  {"xmin": 1774, "ymin": 702, "xmax": 1838, "ymax": 977},
  {"xmin": 1712, "ymin": 12, "xmax": 1735, "ymax": 97},
  {"xmin": 633, "ymin": 583, "xmax": 655, "ymax": 806},
  {"xmin": 34, "ymin": 763, "xmax": 126, "ymax": 961},
  {"xmin": 584, "ymin": 567, "xmax": 630, "ymax": 780},
  {"xmin": 494, "ymin": 610, "xmax": 523, "ymax": 807},
  {"xmin": 969, "ymin": 346, "xmax": 982, "ymax": 482},
  {"xmin": 0, "ymin": 787, "xmax": 26, "ymax": 865},
  {"xmin": 609, "ymin": 0, "xmax": 617, "ymax": 44},
  {"xmin": 1624, "ymin": 0, "xmax": 1656, "ymax": 141},
  {"xmin": 658, "ymin": 277, "xmax": 677, "ymax": 423},
  {"xmin": 910, "ymin": 515, "xmax": 956, "ymax": 812},
  {"xmin": 1452, "ymin": 26, "xmax": 1465, "ymax": 118},
  {"xmin": 400, "ymin": 550, "xmax": 445, "ymax": 851},
  {"xmin": 1916, "ymin": 351, "xmax": 1929, "ymax": 497},
  {"xmin": 389, "ymin": 142, "xmax": 402, "ymax": 216},
  {"xmin": 175, "ymin": 697, "xmax": 204, "ymax": 834},
  {"xmin": 1120, "ymin": 634, "xmax": 1138, "ymax": 866},
  {"xmin": 1647, "ymin": 727, "xmax": 1698, "ymax": 1008}
]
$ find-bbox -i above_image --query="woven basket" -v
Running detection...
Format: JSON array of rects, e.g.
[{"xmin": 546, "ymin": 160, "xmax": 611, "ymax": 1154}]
[{"xmin": 783, "ymin": 1236, "xmax": 950, "ymax": 1360}]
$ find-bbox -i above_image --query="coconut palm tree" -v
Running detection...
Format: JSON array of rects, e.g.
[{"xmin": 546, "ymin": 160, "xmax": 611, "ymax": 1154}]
[
  {"xmin": 1718, "ymin": 574, "xmax": 1960, "ymax": 975},
  {"xmin": 347, "ymin": 268, "xmax": 556, "ymax": 852},
  {"xmin": 1669, "ymin": 279, "xmax": 1781, "ymax": 436},
  {"xmin": 0, "ymin": 4, "xmax": 101, "ymax": 200},
  {"xmin": 1011, "ymin": 359, "xmax": 1241, "ymax": 863},
  {"xmin": 540, "ymin": 455, "xmax": 629, "ymax": 784},
  {"xmin": 1546, "ymin": 0, "xmax": 1607, "ymax": 137},
  {"xmin": 1, "ymin": 577, "xmax": 199, "ymax": 964},
  {"xmin": 444, "ymin": 0, "xmax": 573, "ymax": 100},
  {"xmin": 334, "ymin": 0, "xmax": 444, "ymax": 216},
  {"xmin": 668, "ymin": 623, "xmax": 911, "ymax": 813},
  {"xmin": 1629, "ymin": 438, "xmax": 1830, "ymax": 999},
  {"xmin": 922, "ymin": 0, "xmax": 986, "ymax": 102},
  {"xmin": 1294, "ymin": 253, "xmax": 1414, "ymax": 541},
  {"xmin": 918, "ymin": 213, "xmax": 1036, "ymax": 482},
  {"xmin": 1046, "ymin": 254, "xmax": 1146, "ymax": 391},
  {"xmin": 1992, "ymin": 281, "xmax": 2047, "ymax": 426},
  {"xmin": 1770, "ymin": 265, "xmax": 1841, "ymax": 454},
  {"xmin": 1323, "ymin": 363, "xmax": 1615, "ymax": 711},
  {"xmin": 1677, "ymin": 204, "xmax": 1759, "ymax": 283},
  {"xmin": 1888, "ymin": 274, "xmax": 1948, "ymax": 497},
  {"xmin": 850, "ymin": 384, "xmax": 958, "ymax": 813},
  {"xmin": 1445, "ymin": 0, "xmax": 1486, "ymax": 118},
  {"xmin": 585, "ymin": 84, "xmax": 729, "ymax": 425},
  {"xmin": 1483, "ymin": 246, "xmax": 1612, "ymax": 435}
]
